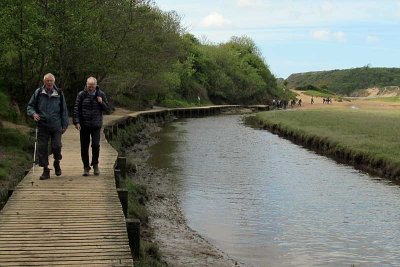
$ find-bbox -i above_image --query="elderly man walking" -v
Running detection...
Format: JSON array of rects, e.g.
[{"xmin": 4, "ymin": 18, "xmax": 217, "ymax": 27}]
[
  {"xmin": 73, "ymin": 77, "xmax": 109, "ymax": 176},
  {"xmin": 27, "ymin": 73, "xmax": 68, "ymax": 180}
]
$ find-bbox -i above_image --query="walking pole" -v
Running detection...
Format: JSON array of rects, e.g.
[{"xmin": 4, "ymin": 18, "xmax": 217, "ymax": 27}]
[{"xmin": 33, "ymin": 125, "xmax": 38, "ymax": 173}]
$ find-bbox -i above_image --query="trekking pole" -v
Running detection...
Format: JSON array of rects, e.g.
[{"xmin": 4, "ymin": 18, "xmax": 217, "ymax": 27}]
[{"xmin": 33, "ymin": 125, "xmax": 38, "ymax": 173}]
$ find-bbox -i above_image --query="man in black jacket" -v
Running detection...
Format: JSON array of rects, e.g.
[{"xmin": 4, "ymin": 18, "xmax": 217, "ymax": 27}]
[{"xmin": 73, "ymin": 77, "xmax": 109, "ymax": 176}]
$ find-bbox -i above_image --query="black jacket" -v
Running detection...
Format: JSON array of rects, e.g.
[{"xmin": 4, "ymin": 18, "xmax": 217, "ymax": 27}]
[{"xmin": 73, "ymin": 86, "xmax": 109, "ymax": 128}]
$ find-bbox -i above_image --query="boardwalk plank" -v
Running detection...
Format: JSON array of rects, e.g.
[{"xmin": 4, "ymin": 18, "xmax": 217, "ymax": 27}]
[{"xmin": 0, "ymin": 115, "xmax": 133, "ymax": 266}]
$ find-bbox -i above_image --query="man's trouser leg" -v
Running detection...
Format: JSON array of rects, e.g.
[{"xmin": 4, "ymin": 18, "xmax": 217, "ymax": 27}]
[
  {"xmin": 50, "ymin": 128, "xmax": 62, "ymax": 161},
  {"xmin": 37, "ymin": 127, "xmax": 50, "ymax": 168},
  {"xmin": 91, "ymin": 127, "xmax": 101, "ymax": 166},
  {"xmin": 80, "ymin": 127, "xmax": 91, "ymax": 168}
]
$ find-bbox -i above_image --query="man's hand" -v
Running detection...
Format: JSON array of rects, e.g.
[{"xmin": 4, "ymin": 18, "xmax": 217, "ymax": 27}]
[
  {"xmin": 75, "ymin": 123, "xmax": 81, "ymax": 131},
  {"xmin": 33, "ymin": 113, "xmax": 40, "ymax": 122},
  {"xmin": 97, "ymin": 96, "xmax": 102, "ymax": 104},
  {"xmin": 61, "ymin": 128, "xmax": 67, "ymax": 134}
]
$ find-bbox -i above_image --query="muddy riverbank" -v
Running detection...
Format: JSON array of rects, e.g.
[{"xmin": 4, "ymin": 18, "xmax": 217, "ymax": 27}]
[{"xmin": 110, "ymin": 114, "xmax": 244, "ymax": 266}]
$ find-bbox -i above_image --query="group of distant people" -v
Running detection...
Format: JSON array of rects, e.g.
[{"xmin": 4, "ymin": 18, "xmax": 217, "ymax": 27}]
[
  {"xmin": 272, "ymin": 98, "xmax": 302, "ymax": 109},
  {"xmin": 323, "ymin": 97, "xmax": 333, "ymax": 104},
  {"xmin": 272, "ymin": 96, "xmax": 333, "ymax": 109}
]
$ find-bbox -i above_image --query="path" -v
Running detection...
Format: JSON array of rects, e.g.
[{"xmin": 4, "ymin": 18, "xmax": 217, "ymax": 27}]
[{"xmin": 0, "ymin": 115, "xmax": 133, "ymax": 266}]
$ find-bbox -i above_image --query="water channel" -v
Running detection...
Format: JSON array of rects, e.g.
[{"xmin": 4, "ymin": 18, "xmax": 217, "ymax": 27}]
[{"xmin": 148, "ymin": 115, "xmax": 400, "ymax": 267}]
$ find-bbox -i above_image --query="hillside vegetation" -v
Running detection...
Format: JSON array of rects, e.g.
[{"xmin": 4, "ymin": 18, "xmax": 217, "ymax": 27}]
[
  {"xmin": 0, "ymin": 0, "xmax": 280, "ymax": 111},
  {"xmin": 286, "ymin": 67, "xmax": 400, "ymax": 96}
]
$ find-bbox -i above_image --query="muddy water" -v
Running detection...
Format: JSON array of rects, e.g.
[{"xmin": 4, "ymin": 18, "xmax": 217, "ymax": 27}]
[{"xmin": 148, "ymin": 115, "xmax": 400, "ymax": 267}]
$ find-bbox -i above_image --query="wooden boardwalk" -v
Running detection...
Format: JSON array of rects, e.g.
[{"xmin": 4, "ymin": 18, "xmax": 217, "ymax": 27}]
[{"xmin": 0, "ymin": 116, "xmax": 133, "ymax": 266}]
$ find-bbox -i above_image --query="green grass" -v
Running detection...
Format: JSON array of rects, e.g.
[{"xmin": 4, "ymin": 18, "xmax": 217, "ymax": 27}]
[
  {"xmin": 0, "ymin": 128, "xmax": 33, "ymax": 180},
  {"xmin": 0, "ymin": 127, "xmax": 33, "ymax": 209},
  {"xmin": 255, "ymin": 108, "xmax": 400, "ymax": 177},
  {"xmin": 121, "ymin": 178, "xmax": 149, "ymax": 223},
  {"xmin": 366, "ymin": 96, "xmax": 400, "ymax": 103},
  {"xmin": 0, "ymin": 91, "xmax": 20, "ymax": 123}
]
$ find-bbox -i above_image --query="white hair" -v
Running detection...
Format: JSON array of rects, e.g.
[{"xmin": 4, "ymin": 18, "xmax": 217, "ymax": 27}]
[
  {"xmin": 43, "ymin": 73, "xmax": 55, "ymax": 82},
  {"xmin": 86, "ymin": 77, "xmax": 97, "ymax": 85}
]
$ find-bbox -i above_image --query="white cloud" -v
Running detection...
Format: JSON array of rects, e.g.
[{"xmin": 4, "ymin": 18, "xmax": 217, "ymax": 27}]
[
  {"xmin": 312, "ymin": 30, "xmax": 331, "ymax": 41},
  {"xmin": 236, "ymin": 0, "xmax": 262, "ymax": 7},
  {"xmin": 200, "ymin": 12, "xmax": 232, "ymax": 28},
  {"xmin": 366, "ymin": 35, "xmax": 379, "ymax": 43},
  {"xmin": 311, "ymin": 30, "xmax": 347, "ymax": 42},
  {"xmin": 333, "ymin": 31, "xmax": 347, "ymax": 42}
]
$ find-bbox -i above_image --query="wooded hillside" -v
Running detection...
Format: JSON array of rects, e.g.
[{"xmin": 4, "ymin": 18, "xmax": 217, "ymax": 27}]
[
  {"xmin": 0, "ymin": 0, "xmax": 280, "ymax": 112},
  {"xmin": 286, "ymin": 67, "xmax": 400, "ymax": 95}
]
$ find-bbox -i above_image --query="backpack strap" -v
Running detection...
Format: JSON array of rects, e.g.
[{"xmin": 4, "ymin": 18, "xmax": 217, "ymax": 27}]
[{"xmin": 34, "ymin": 88, "xmax": 42, "ymax": 114}]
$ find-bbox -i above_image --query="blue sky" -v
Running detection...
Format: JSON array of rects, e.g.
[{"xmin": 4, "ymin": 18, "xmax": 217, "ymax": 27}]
[{"xmin": 155, "ymin": 0, "xmax": 400, "ymax": 78}]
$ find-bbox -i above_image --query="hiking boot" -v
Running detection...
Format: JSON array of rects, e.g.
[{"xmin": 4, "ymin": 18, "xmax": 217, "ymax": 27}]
[
  {"xmin": 53, "ymin": 160, "xmax": 62, "ymax": 176},
  {"xmin": 83, "ymin": 167, "xmax": 90, "ymax": 176},
  {"xmin": 93, "ymin": 164, "xmax": 100, "ymax": 176},
  {"xmin": 40, "ymin": 168, "xmax": 50, "ymax": 180}
]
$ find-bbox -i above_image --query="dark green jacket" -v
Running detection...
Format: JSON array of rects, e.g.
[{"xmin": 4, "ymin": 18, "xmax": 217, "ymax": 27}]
[{"xmin": 27, "ymin": 86, "xmax": 69, "ymax": 130}]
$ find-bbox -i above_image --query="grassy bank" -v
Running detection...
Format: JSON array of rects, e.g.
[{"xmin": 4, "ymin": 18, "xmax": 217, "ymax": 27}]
[
  {"xmin": 0, "ymin": 91, "xmax": 33, "ymax": 209},
  {"xmin": 253, "ymin": 108, "xmax": 400, "ymax": 180},
  {"xmin": 366, "ymin": 96, "xmax": 400, "ymax": 103}
]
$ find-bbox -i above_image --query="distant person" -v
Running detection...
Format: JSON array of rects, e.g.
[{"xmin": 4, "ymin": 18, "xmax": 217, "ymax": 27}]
[
  {"xmin": 27, "ymin": 73, "xmax": 68, "ymax": 180},
  {"xmin": 298, "ymin": 98, "xmax": 302, "ymax": 106},
  {"xmin": 311, "ymin": 96, "xmax": 314, "ymax": 104},
  {"xmin": 73, "ymin": 77, "xmax": 109, "ymax": 176}
]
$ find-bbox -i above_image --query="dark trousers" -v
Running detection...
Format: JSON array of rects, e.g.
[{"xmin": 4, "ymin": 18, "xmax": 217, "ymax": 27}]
[
  {"xmin": 80, "ymin": 126, "xmax": 101, "ymax": 168},
  {"xmin": 37, "ymin": 127, "xmax": 62, "ymax": 167}
]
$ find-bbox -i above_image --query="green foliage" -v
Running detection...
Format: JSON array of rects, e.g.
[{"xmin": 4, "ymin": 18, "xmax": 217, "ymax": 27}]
[
  {"xmin": 0, "ymin": 91, "xmax": 20, "ymax": 123},
  {"xmin": 135, "ymin": 240, "xmax": 166, "ymax": 267},
  {"xmin": 0, "ymin": 127, "xmax": 33, "ymax": 183},
  {"xmin": 286, "ymin": 67, "xmax": 400, "ymax": 96},
  {"xmin": 302, "ymin": 90, "xmax": 335, "ymax": 98},
  {"xmin": 0, "ymin": 1, "xmax": 281, "ymax": 110},
  {"xmin": 0, "ymin": 127, "xmax": 32, "ymax": 151},
  {"xmin": 122, "ymin": 178, "xmax": 149, "ymax": 223}
]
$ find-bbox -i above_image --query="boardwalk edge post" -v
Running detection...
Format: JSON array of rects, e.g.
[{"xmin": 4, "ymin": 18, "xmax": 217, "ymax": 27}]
[
  {"xmin": 7, "ymin": 188, "xmax": 14, "ymax": 199},
  {"xmin": 114, "ymin": 169, "xmax": 121, "ymax": 188},
  {"xmin": 126, "ymin": 218, "xmax": 141, "ymax": 259},
  {"xmin": 117, "ymin": 188, "xmax": 128, "ymax": 218},
  {"xmin": 117, "ymin": 156, "xmax": 127, "ymax": 179}
]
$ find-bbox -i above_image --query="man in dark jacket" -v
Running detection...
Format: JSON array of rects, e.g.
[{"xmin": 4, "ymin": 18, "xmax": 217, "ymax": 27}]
[
  {"xmin": 27, "ymin": 73, "xmax": 68, "ymax": 180},
  {"xmin": 73, "ymin": 77, "xmax": 109, "ymax": 176}
]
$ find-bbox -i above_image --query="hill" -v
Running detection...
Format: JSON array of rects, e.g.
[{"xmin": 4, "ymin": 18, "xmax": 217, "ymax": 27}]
[{"xmin": 286, "ymin": 67, "xmax": 400, "ymax": 96}]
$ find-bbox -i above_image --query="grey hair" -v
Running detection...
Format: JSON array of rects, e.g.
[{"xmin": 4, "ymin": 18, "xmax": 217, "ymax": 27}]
[
  {"xmin": 86, "ymin": 77, "xmax": 97, "ymax": 85},
  {"xmin": 43, "ymin": 73, "xmax": 55, "ymax": 82}
]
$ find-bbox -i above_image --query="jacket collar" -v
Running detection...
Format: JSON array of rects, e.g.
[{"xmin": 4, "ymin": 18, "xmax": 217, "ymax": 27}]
[
  {"xmin": 41, "ymin": 85, "xmax": 60, "ymax": 97},
  {"xmin": 84, "ymin": 85, "xmax": 100, "ymax": 94}
]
